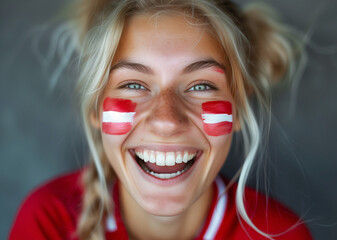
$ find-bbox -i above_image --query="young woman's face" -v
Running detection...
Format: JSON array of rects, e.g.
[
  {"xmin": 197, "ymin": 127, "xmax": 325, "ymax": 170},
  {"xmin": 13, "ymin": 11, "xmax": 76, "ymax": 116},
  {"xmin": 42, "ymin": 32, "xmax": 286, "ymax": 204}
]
[{"xmin": 98, "ymin": 14, "xmax": 239, "ymax": 216}]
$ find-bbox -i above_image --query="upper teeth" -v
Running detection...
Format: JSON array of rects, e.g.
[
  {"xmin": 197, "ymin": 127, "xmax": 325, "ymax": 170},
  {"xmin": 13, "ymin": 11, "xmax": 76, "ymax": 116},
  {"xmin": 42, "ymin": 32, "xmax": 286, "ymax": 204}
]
[{"xmin": 135, "ymin": 150, "xmax": 196, "ymax": 166}]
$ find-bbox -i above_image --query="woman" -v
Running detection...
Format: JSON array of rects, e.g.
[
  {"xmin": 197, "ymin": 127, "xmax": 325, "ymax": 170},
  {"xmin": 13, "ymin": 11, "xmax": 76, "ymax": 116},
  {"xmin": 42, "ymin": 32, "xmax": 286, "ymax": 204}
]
[{"xmin": 10, "ymin": 0, "xmax": 312, "ymax": 239}]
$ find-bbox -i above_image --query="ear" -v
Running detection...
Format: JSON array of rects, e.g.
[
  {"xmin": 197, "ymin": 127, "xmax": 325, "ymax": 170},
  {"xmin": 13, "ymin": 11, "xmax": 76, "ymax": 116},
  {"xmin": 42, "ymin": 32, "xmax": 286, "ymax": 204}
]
[{"xmin": 90, "ymin": 110, "xmax": 101, "ymax": 129}]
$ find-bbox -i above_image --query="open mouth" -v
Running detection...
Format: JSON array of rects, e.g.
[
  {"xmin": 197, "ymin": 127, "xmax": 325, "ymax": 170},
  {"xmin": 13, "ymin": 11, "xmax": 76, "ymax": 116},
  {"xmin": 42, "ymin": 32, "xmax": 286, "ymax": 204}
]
[{"xmin": 131, "ymin": 149, "xmax": 200, "ymax": 180}]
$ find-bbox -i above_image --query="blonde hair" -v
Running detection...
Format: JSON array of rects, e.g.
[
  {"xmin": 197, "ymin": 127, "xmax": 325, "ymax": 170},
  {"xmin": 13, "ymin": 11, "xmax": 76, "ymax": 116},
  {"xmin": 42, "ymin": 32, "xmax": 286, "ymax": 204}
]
[{"xmin": 65, "ymin": 0, "xmax": 301, "ymax": 239}]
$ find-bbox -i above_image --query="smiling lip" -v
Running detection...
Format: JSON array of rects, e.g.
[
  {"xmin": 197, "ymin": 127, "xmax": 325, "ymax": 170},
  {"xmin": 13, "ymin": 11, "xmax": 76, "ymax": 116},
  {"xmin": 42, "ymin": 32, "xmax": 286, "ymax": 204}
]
[{"xmin": 129, "ymin": 146, "xmax": 202, "ymax": 180}]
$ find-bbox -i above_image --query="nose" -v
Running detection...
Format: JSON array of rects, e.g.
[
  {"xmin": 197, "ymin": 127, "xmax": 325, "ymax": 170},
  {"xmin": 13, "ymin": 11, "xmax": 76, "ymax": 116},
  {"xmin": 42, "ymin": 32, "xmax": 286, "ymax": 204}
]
[{"xmin": 145, "ymin": 89, "xmax": 189, "ymax": 137}]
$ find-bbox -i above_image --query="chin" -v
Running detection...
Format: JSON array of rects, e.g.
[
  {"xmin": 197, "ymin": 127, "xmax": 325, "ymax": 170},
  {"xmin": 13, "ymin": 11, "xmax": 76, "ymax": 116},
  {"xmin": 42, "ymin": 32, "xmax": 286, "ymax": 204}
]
[{"xmin": 138, "ymin": 194, "xmax": 189, "ymax": 217}]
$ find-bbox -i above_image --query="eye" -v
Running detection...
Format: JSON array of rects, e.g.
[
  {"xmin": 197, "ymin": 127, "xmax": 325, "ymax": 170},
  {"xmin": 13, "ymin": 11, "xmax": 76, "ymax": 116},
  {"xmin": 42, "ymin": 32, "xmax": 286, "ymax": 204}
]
[
  {"xmin": 120, "ymin": 82, "xmax": 147, "ymax": 90},
  {"xmin": 187, "ymin": 83, "xmax": 216, "ymax": 92}
]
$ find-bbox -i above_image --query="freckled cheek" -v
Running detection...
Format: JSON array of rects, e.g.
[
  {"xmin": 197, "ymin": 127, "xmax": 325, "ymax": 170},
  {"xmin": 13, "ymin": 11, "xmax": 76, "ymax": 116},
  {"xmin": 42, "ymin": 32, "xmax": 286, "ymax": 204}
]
[{"xmin": 201, "ymin": 101, "xmax": 233, "ymax": 136}]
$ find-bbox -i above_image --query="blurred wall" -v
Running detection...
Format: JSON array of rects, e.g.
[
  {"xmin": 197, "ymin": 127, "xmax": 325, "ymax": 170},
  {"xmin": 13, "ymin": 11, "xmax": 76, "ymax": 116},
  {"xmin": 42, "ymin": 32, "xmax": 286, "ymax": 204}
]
[{"xmin": 1, "ymin": 0, "xmax": 336, "ymax": 239}]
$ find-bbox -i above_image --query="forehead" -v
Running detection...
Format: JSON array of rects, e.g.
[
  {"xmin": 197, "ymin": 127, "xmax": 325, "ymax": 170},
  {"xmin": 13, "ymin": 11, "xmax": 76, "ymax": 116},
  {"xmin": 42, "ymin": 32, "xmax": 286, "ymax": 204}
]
[{"xmin": 113, "ymin": 13, "xmax": 224, "ymax": 66}]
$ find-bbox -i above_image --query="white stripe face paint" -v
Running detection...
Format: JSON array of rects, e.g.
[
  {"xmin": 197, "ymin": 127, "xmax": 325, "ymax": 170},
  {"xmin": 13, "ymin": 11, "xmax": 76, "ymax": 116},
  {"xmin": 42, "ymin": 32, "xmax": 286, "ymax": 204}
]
[
  {"xmin": 102, "ymin": 98, "xmax": 137, "ymax": 135},
  {"xmin": 202, "ymin": 113, "xmax": 233, "ymax": 124},
  {"xmin": 103, "ymin": 111, "xmax": 136, "ymax": 123},
  {"xmin": 202, "ymin": 101, "xmax": 233, "ymax": 136}
]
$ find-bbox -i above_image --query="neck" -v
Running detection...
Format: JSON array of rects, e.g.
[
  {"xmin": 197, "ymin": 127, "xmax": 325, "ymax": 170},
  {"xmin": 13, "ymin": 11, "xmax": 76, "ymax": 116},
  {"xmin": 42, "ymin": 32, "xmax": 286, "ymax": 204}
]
[{"xmin": 119, "ymin": 184, "xmax": 214, "ymax": 240}]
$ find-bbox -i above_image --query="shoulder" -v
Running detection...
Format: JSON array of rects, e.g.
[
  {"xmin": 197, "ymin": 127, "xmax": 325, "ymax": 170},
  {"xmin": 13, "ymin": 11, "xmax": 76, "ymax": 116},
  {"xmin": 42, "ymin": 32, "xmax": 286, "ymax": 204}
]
[
  {"xmin": 9, "ymin": 170, "xmax": 84, "ymax": 240},
  {"xmin": 16, "ymin": 170, "xmax": 84, "ymax": 213},
  {"xmin": 222, "ymin": 178, "xmax": 312, "ymax": 240}
]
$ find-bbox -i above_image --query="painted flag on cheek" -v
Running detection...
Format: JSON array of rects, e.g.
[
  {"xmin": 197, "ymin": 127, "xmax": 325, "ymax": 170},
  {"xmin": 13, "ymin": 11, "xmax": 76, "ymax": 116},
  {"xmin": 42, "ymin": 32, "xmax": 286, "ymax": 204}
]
[
  {"xmin": 202, "ymin": 101, "xmax": 233, "ymax": 136},
  {"xmin": 102, "ymin": 98, "xmax": 137, "ymax": 135}
]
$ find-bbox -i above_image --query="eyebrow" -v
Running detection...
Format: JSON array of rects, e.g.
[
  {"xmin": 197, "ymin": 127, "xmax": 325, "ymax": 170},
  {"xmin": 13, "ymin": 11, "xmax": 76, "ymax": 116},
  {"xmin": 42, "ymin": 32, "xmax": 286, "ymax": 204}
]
[
  {"xmin": 183, "ymin": 59, "xmax": 226, "ymax": 74},
  {"xmin": 110, "ymin": 58, "xmax": 225, "ymax": 74},
  {"xmin": 110, "ymin": 61, "xmax": 153, "ymax": 74}
]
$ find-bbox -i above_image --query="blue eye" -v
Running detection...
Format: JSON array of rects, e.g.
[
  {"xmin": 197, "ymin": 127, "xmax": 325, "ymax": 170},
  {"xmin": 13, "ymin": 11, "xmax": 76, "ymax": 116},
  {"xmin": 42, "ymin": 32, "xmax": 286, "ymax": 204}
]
[
  {"xmin": 188, "ymin": 84, "xmax": 214, "ymax": 91},
  {"xmin": 124, "ymin": 83, "xmax": 146, "ymax": 90}
]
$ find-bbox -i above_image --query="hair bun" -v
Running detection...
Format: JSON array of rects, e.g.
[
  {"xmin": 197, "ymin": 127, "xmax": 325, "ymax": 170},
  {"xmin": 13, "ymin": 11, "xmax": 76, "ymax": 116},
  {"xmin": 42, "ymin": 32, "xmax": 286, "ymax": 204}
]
[{"xmin": 243, "ymin": 3, "xmax": 299, "ymax": 85}]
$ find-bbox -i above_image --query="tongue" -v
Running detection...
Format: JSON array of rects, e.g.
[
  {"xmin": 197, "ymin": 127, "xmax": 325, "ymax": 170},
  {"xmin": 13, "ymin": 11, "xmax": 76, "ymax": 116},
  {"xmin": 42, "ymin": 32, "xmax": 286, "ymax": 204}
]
[{"xmin": 144, "ymin": 162, "xmax": 187, "ymax": 173}]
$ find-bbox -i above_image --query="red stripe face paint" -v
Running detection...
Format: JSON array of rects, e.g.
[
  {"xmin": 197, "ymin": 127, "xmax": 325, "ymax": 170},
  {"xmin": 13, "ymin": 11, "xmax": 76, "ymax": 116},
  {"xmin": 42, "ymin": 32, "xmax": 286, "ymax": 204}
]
[
  {"xmin": 102, "ymin": 98, "xmax": 137, "ymax": 135},
  {"xmin": 212, "ymin": 68, "xmax": 225, "ymax": 74},
  {"xmin": 202, "ymin": 101, "xmax": 233, "ymax": 136}
]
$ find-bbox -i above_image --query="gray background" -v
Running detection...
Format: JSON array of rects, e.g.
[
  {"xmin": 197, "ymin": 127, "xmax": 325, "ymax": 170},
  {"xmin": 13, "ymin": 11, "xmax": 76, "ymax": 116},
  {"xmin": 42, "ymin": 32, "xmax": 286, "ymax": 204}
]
[{"xmin": 1, "ymin": 0, "xmax": 336, "ymax": 239}]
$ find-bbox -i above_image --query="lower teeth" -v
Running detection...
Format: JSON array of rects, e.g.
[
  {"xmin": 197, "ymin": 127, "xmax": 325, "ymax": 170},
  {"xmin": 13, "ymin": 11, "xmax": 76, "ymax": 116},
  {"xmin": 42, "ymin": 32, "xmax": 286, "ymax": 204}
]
[
  {"xmin": 137, "ymin": 157, "xmax": 194, "ymax": 179},
  {"xmin": 147, "ymin": 170, "xmax": 184, "ymax": 179}
]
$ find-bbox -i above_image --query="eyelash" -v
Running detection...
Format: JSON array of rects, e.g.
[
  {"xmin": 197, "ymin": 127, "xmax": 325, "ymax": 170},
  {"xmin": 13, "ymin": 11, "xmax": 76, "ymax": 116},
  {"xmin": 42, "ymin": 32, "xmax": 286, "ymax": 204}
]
[
  {"xmin": 187, "ymin": 82, "xmax": 217, "ymax": 92},
  {"xmin": 119, "ymin": 82, "xmax": 147, "ymax": 91},
  {"xmin": 119, "ymin": 81, "xmax": 217, "ymax": 92}
]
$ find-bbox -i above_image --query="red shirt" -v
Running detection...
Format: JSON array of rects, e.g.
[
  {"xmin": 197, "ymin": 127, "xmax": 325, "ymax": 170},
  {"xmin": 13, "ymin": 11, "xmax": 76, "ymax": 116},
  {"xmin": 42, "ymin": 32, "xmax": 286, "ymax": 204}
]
[{"xmin": 9, "ymin": 170, "xmax": 312, "ymax": 239}]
